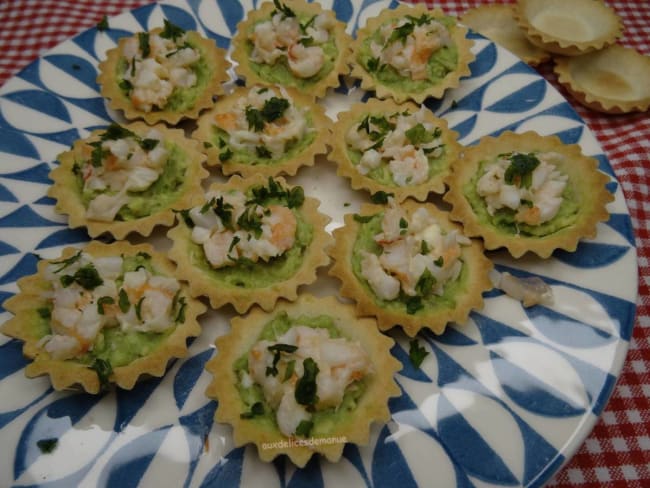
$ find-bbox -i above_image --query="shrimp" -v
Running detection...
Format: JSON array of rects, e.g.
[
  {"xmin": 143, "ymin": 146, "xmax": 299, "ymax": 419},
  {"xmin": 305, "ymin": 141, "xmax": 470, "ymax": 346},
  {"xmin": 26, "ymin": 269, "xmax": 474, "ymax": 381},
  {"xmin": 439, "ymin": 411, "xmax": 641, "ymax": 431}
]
[
  {"xmin": 388, "ymin": 146, "xmax": 429, "ymax": 187},
  {"xmin": 360, "ymin": 251, "xmax": 400, "ymax": 300},
  {"xmin": 267, "ymin": 205, "xmax": 297, "ymax": 251},
  {"xmin": 203, "ymin": 230, "xmax": 237, "ymax": 268},
  {"xmin": 287, "ymin": 43, "xmax": 324, "ymax": 78}
]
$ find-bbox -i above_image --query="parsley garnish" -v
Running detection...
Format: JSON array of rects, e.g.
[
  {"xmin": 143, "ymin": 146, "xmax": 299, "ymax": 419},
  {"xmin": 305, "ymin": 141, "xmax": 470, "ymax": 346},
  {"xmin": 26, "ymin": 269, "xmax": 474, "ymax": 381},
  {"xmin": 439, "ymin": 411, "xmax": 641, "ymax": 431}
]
[
  {"xmin": 272, "ymin": 0, "xmax": 295, "ymax": 18},
  {"xmin": 353, "ymin": 214, "xmax": 373, "ymax": 224},
  {"xmin": 405, "ymin": 123, "xmax": 435, "ymax": 145},
  {"xmin": 295, "ymin": 357, "xmax": 319, "ymax": 406},
  {"xmin": 261, "ymin": 97, "xmax": 290, "ymax": 123},
  {"xmin": 295, "ymin": 420, "xmax": 314, "ymax": 437},
  {"xmin": 256, "ymin": 146, "xmax": 272, "ymax": 158},
  {"xmin": 37, "ymin": 438, "xmax": 59, "ymax": 454},
  {"xmin": 97, "ymin": 296, "xmax": 115, "ymax": 315},
  {"xmin": 388, "ymin": 21, "xmax": 415, "ymax": 44},
  {"xmin": 504, "ymin": 153, "xmax": 541, "ymax": 189},
  {"xmin": 212, "ymin": 196, "xmax": 234, "ymax": 229},
  {"xmin": 283, "ymin": 359, "xmax": 296, "ymax": 382},
  {"xmin": 138, "ymin": 32, "xmax": 151, "ymax": 58},
  {"xmin": 96, "ymin": 15, "xmax": 109, "ymax": 32},
  {"xmin": 405, "ymin": 295, "xmax": 423, "ymax": 315},
  {"xmin": 135, "ymin": 296, "xmax": 145, "ymax": 321},
  {"xmin": 245, "ymin": 106, "xmax": 265, "ymax": 132},
  {"xmin": 266, "ymin": 343, "xmax": 299, "ymax": 377},
  {"xmin": 60, "ymin": 263, "xmax": 103, "ymax": 290},
  {"xmin": 118, "ymin": 288, "xmax": 130, "ymax": 313},
  {"xmin": 51, "ymin": 250, "xmax": 82, "ymax": 273},
  {"xmin": 219, "ymin": 148, "xmax": 233, "ymax": 162},
  {"xmin": 371, "ymin": 191, "xmax": 394, "ymax": 204},
  {"xmin": 139, "ymin": 138, "xmax": 159, "ymax": 151},
  {"xmin": 160, "ymin": 19, "xmax": 185, "ymax": 41},
  {"xmin": 408, "ymin": 339, "xmax": 429, "ymax": 368},
  {"xmin": 90, "ymin": 358, "xmax": 113, "ymax": 388},
  {"xmin": 237, "ymin": 206, "xmax": 263, "ymax": 238},
  {"xmin": 174, "ymin": 296, "xmax": 187, "ymax": 323},
  {"xmin": 37, "ymin": 307, "xmax": 51, "ymax": 319},
  {"xmin": 415, "ymin": 268, "xmax": 436, "ymax": 296},
  {"xmin": 240, "ymin": 401, "xmax": 265, "ymax": 419}
]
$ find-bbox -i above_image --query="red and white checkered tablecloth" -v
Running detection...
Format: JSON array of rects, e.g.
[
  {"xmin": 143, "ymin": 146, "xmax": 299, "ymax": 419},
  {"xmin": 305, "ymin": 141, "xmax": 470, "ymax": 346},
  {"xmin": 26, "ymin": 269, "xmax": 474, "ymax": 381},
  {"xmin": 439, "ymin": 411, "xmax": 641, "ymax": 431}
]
[{"xmin": 0, "ymin": 0, "xmax": 648, "ymax": 486}]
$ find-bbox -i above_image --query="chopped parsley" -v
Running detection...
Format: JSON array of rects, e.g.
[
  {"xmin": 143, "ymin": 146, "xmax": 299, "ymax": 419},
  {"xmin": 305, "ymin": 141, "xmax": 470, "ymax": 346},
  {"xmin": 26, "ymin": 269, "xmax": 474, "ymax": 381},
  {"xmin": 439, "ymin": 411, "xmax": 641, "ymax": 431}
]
[
  {"xmin": 118, "ymin": 288, "xmax": 131, "ymax": 313},
  {"xmin": 160, "ymin": 19, "xmax": 186, "ymax": 41},
  {"xmin": 353, "ymin": 214, "xmax": 374, "ymax": 224},
  {"xmin": 295, "ymin": 419, "xmax": 314, "ymax": 437},
  {"xmin": 256, "ymin": 145, "xmax": 273, "ymax": 158},
  {"xmin": 266, "ymin": 343, "xmax": 298, "ymax": 377},
  {"xmin": 138, "ymin": 32, "xmax": 151, "ymax": 58},
  {"xmin": 96, "ymin": 15, "xmax": 109, "ymax": 32},
  {"xmin": 50, "ymin": 250, "xmax": 82, "ymax": 273},
  {"xmin": 504, "ymin": 153, "xmax": 541, "ymax": 189},
  {"xmin": 245, "ymin": 97, "xmax": 290, "ymax": 132},
  {"xmin": 240, "ymin": 401, "xmax": 265, "ymax": 419},
  {"xmin": 90, "ymin": 358, "xmax": 113, "ymax": 388},
  {"xmin": 415, "ymin": 268, "xmax": 436, "ymax": 296},
  {"xmin": 37, "ymin": 438, "xmax": 59, "ymax": 454},
  {"xmin": 370, "ymin": 191, "xmax": 394, "ymax": 204},
  {"xmin": 295, "ymin": 357, "xmax": 319, "ymax": 406},
  {"xmin": 272, "ymin": 0, "xmax": 295, "ymax": 18},
  {"xmin": 405, "ymin": 123, "xmax": 436, "ymax": 145},
  {"xmin": 97, "ymin": 296, "xmax": 115, "ymax": 315},
  {"xmin": 408, "ymin": 339, "xmax": 429, "ymax": 368},
  {"xmin": 60, "ymin": 263, "xmax": 103, "ymax": 290}
]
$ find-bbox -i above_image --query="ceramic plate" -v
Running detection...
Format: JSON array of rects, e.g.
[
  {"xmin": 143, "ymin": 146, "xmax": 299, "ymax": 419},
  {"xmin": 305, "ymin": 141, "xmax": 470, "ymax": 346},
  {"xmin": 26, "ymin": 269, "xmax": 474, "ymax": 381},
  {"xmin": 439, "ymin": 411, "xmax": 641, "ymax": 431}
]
[{"xmin": 0, "ymin": 1, "xmax": 637, "ymax": 487}]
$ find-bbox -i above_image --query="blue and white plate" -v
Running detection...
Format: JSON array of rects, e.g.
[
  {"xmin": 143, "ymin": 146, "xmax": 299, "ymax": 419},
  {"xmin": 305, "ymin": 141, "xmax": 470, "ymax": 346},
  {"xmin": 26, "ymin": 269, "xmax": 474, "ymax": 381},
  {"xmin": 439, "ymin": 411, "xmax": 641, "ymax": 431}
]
[{"xmin": 0, "ymin": 1, "xmax": 637, "ymax": 487}]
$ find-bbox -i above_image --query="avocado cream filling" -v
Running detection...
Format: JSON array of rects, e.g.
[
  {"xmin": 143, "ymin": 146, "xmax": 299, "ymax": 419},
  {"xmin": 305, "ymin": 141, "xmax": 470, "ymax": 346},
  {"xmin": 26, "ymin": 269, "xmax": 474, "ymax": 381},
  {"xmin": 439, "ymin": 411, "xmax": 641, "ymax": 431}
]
[
  {"xmin": 465, "ymin": 160, "xmax": 580, "ymax": 237},
  {"xmin": 234, "ymin": 312, "xmax": 368, "ymax": 437},
  {"xmin": 352, "ymin": 213, "xmax": 468, "ymax": 314}
]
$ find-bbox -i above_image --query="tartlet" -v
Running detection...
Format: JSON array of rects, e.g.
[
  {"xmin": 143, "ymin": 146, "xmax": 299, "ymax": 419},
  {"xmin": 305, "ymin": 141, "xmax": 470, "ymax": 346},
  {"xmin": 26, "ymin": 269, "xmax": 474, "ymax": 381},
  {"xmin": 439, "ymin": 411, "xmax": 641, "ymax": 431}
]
[
  {"xmin": 97, "ymin": 20, "xmax": 229, "ymax": 125},
  {"xmin": 0, "ymin": 241, "xmax": 205, "ymax": 394},
  {"xmin": 351, "ymin": 4, "xmax": 475, "ymax": 104},
  {"xmin": 49, "ymin": 121, "xmax": 208, "ymax": 239},
  {"xmin": 331, "ymin": 97, "xmax": 460, "ymax": 202},
  {"xmin": 460, "ymin": 4, "xmax": 550, "ymax": 66},
  {"xmin": 444, "ymin": 131, "xmax": 614, "ymax": 258},
  {"xmin": 205, "ymin": 294, "xmax": 401, "ymax": 467},
  {"xmin": 554, "ymin": 45, "xmax": 650, "ymax": 114},
  {"xmin": 515, "ymin": 0, "xmax": 622, "ymax": 56},
  {"xmin": 329, "ymin": 199, "xmax": 492, "ymax": 337},
  {"xmin": 192, "ymin": 84, "xmax": 330, "ymax": 177},
  {"xmin": 167, "ymin": 175, "xmax": 332, "ymax": 313},
  {"xmin": 230, "ymin": 0, "xmax": 352, "ymax": 98}
]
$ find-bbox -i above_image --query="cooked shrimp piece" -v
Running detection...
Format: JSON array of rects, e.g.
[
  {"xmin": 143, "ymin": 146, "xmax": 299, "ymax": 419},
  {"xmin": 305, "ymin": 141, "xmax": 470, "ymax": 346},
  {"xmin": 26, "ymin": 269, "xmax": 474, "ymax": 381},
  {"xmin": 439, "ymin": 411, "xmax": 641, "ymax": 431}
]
[
  {"xmin": 360, "ymin": 251, "xmax": 401, "ymax": 300},
  {"xmin": 203, "ymin": 230, "xmax": 238, "ymax": 268},
  {"xmin": 267, "ymin": 205, "xmax": 297, "ymax": 250},
  {"xmin": 388, "ymin": 146, "xmax": 429, "ymax": 186},
  {"xmin": 288, "ymin": 43, "xmax": 325, "ymax": 78}
]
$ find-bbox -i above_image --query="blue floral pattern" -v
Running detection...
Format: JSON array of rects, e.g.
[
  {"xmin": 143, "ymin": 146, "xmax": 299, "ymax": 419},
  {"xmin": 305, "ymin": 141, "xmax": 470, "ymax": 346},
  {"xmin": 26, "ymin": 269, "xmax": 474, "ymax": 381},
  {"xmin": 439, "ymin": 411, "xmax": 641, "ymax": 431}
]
[{"xmin": 0, "ymin": 1, "xmax": 636, "ymax": 487}]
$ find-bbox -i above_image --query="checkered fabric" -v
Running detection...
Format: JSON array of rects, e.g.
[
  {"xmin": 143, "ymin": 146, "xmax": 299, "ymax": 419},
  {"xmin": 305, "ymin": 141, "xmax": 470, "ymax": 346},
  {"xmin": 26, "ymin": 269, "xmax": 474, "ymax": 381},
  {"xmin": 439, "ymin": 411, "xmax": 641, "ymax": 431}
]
[{"xmin": 0, "ymin": 0, "xmax": 648, "ymax": 485}]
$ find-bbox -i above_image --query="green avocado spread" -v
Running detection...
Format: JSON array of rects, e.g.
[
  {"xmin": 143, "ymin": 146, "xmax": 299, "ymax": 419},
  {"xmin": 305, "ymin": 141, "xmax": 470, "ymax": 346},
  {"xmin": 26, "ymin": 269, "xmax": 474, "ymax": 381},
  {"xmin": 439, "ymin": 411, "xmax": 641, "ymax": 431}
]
[
  {"xmin": 352, "ymin": 213, "xmax": 468, "ymax": 314},
  {"xmin": 357, "ymin": 15, "xmax": 458, "ymax": 94},
  {"xmin": 233, "ymin": 311, "xmax": 368, "ymax": 437},
  {"xmin": 465, "ymin": 159, "xmax": 580, "ymax": 237}
]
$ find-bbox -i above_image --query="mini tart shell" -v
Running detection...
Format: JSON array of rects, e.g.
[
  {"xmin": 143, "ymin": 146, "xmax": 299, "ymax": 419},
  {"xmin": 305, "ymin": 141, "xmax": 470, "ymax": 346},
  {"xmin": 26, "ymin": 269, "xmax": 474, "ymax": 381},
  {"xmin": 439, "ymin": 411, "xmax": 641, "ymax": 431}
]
[
  {"xmin": 329, "ymin": 201, "xmax": 493, "ymax": 337},
  {"xmin": 443, "ymin": 131, "xmax": 614, "ymax": 258},
  {"xmin": 350, "ymin": 4, "xmax": 475, "ymax": 104},
  {"xmin": 230, "ymin": 0, "xmax": 352, "ymax": 98},
  {"xmin": 48, "ymin": 121, "xmax": 208, "ymax": 240},
  {"xmin": 192, "ymin": 84, "xmax": 330, "ymax": 177},
  {"xmin": 331, "ymin": 98, "xmax": 460, "ymax": 202},
  {"xmin": 460, "ymin": 4, "xmax": 550, "ymax": 66},
  {"xmin": 554, "ymin": 45, "xmax": 650, "ymax": 114},
  {"xmin": 515, "ymin": 0, "xmax": 622, "ymax": 56},
  {"xmin": 97, "ymin": 28, "xmax": 229, "ymax": 125},
  {"xmin": 0, "ymin": 241, "xmax": 205, "ymax": 394},
  {"xmin": 204, "ymin": 294, "xmax": 401, "ymax": 468},
  {"xmin": 166, "ymin": 174, "xmax": 333, "ymax": 314}
]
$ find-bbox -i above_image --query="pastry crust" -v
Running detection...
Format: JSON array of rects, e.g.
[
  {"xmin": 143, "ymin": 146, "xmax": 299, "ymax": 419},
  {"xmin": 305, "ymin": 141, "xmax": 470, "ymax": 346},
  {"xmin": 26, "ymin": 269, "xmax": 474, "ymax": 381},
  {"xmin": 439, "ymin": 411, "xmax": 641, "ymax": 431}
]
[
  {"xmin": 192, "ymin": 84, "xmax": 330, "ymax": 177},
  {"xmin": 204, "ymin": 294, "xmax": 401, "ymax": 467},
  {"xmin": 1, "ymin": 241, "xmax": 205, "ymax": 394},
  {"xmin": 331, "ymin": 97, "xmax": 460, "ymax": 201},
  {"xmin": 97, "ymin": 26, "xmax": 229, "ymax": 125},
  {"xmin": 444, "ymin": 131, "xmax": 614, "ymax": 258},
  {"xmin": 554, "ymin": 45, "xmax": 650, "ymax": 114},
  {"xmin": 350, "ymin": 4, "xmax": 474, "ymax": 104},
  {"xmin": 460, "ymin": 4, "xmax": 550, "ymax": 66},
  {"xmin": 329, "ymin": 201, "xmax": 493, "ymax": 337},
  {"xmin": 167, "ymin": 175, "xmax": 332, "ymax": 313},
  {"xmin": 230, "ymin": 0, "xmax": 352, "ymax": 98},
  {"xmin": 515, "ymin": 0, "xmax": 622, "ymax": 56},
  {"xmin": 48, "ymin": 121, "xmax": 208, "ymax": 240}
]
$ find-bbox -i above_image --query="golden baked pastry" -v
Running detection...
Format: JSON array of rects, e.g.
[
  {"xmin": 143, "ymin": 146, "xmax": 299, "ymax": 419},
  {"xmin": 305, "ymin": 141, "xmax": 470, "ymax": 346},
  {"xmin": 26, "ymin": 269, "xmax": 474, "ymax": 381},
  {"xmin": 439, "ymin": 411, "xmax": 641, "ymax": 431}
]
[
  {"xmin": 331, "ymin": 97, "xmax": 460, "ymax": 202},
  {"xmin": 205, "ymin": 294, "xmax": 401, "ymax": 467},
  {"xmin": 97, "ymin": 20, "xmax": 229, "ymax": 124},
  {"xmin": 515, "ymin": 0, "xmax": 622, "ymax": 56},
  {"xmin": 460, "ymin": 4, "xmax": 550, "ymax": 66},
  {"xmin": 167, "ymin": 175, "xmax": 332, "ymax": 313},
  {"xmin": 192, "ymin": 84, "xmax": 330, "ymax": 177},
  {"xmin": 1, "ymin": 241, "xmax": 205, "ymax": 394},
  {"xmin": 351, "ymin": 4, "xmax": 474, "ymax": 103},
  {"xmin": 444, "ymin": 131, "xmax": 614, "ymax": 258},
  {"xmin": 329, "ymin": 199, "xmax": 492, "ymax": 337},
  {"xmin": 49, "ymin": 121, "xmax": 208, "ymax": 239},
  {"xmin": 554, "ymin": 45, "xmax": 650, "ymax": 114},
  {"xmin": 230, "ymin": 0, "xmax": 352, "ymax": 98}
]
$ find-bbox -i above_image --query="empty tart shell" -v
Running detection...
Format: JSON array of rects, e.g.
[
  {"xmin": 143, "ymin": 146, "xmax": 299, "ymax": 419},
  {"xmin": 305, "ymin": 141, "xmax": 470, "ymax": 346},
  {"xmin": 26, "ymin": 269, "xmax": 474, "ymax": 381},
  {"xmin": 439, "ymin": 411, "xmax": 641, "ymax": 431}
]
[
  {"xmin": 192, "ymin": 84, "xmax": 330, "ymax": 177},
  {"xmin": 351, "ymin": 4, "xmax": 475, "ymax": 104},
  {"xmin": 460, "ymin": 4, "xmax": 550, "ymax": 66},
  {"xmin": 97, "ymin": 26, "xmax": 229, "ymax": 125},
  {"xmin": 554, "ymin": 45, "xmax": 650, "ymax": 114},
  {"xmin": 167, "ymin": 174, "xmax": 332, "ymax": 314},
  {"xmin": 205, "ymin": 294, "xmax": 401, "ymax": 467},
  {"xmin": 230, "ymin": 0, "xmax": 352, "ymax": 98},
  {"xmin": 515, "ymin": 0, "xmax": 622, "ymax": 56},
  {"xmin": 1, "ymin": 241, "xmax": 205, "ymax": 394},
  {"xmin": 49, "ymin": 121, "xmax": 208, "ymax": 240},
  {"xmin": 328, "ymin": 200, "xmax": 493, "ymax": 337},
  {"xmin": 331, "ymin": 97, "xmax": 460, "ymax": 202},
  {"xmin": 444, "ymin": 131, "xmax": 614, "ymax": 258}
]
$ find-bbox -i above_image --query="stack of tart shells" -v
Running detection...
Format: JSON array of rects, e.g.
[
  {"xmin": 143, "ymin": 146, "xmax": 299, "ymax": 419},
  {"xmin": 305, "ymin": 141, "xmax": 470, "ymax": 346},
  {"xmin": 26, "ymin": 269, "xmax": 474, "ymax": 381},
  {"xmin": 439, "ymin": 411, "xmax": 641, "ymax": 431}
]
[{"xmin": 461, "ymin": 0, "xmax": 650, "ymax": 114}]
